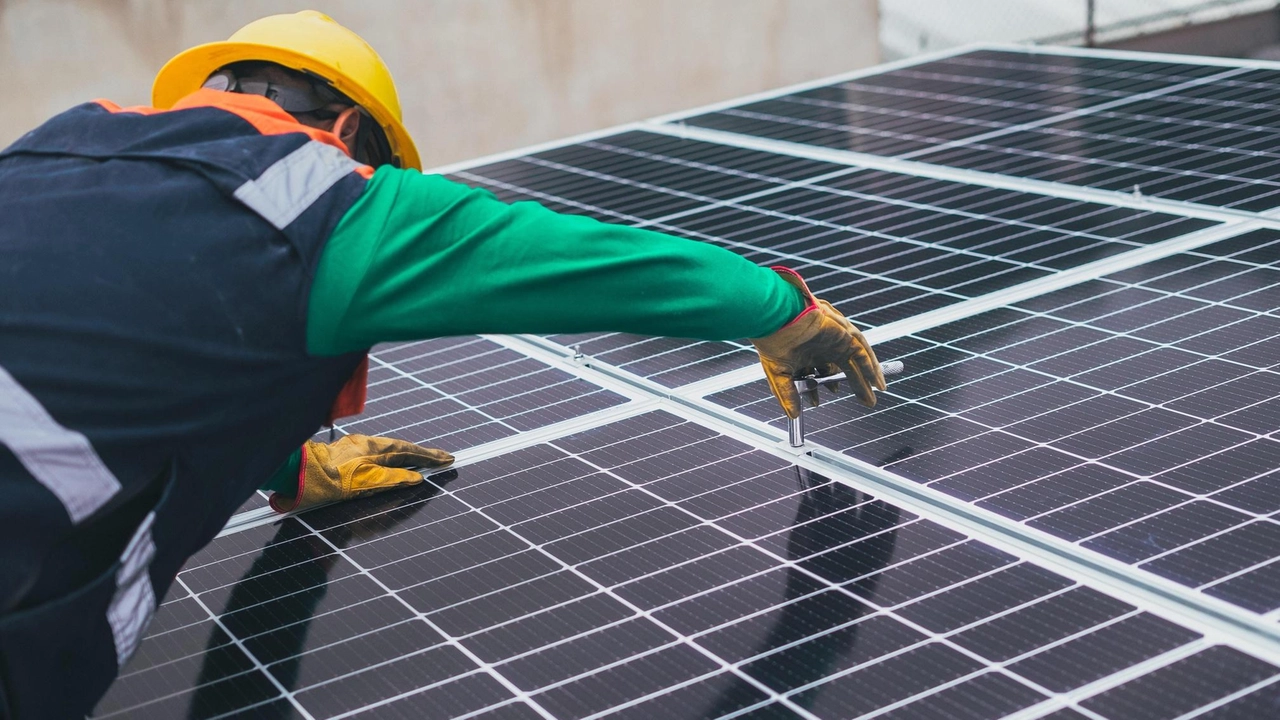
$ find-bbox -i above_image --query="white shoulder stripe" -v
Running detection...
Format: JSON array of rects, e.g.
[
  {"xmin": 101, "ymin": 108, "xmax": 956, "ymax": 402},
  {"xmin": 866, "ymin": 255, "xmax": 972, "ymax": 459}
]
[
  {"xmin": 233, "ymin": 140, "xmax": 361, "ymax": 230},
  {"xmin": 0, "ymin": 364, "xmax": 121, "ymax": 523}
]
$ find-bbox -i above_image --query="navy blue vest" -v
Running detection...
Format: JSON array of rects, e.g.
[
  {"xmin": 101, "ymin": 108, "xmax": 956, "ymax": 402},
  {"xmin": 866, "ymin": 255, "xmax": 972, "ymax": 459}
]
[{"xmin": 0, "ymin": 92, "xmax": 371, "ymax": 718}]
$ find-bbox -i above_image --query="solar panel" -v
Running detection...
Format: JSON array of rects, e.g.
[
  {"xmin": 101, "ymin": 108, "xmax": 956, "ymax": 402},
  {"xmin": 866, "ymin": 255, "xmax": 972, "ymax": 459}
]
[
  {"xmin": 709, "ymin": 227, "xmax": 1280, "ymax": 616},
  {"xmin": 676, "ymin": 51, "xmax": 1229, "ymax": 156},
  {"xmin": 675, "ymin": 49, "xmax": 1280, "ymax": 212},
  {"xmin": 454, "ymin": 130, "xmax": 1215, "ymax": 387},
  {"xmin": 95, "ymin": 45, "xmax": 1280, "ymax": 720},
  {"xmin": 95, "ymin": 412, "xmax": 1278, "ymax": 719}
]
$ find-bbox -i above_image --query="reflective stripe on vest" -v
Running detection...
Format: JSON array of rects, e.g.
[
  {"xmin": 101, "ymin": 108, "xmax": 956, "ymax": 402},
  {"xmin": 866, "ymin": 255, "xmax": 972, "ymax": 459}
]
[
  {"xmin": 0, "ymin": 364, "xmax": 121, "ymax": 523},
  {"xmin": 107, "ymin": 510, "xmax": 157, "ymax": 666},
  {"xmin": 234, "ymin": 140, "xmax": 362, "ymax": 230}
]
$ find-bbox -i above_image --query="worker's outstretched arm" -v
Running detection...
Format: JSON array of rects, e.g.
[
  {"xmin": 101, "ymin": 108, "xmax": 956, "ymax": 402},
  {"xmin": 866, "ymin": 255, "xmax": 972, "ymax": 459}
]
[
  {"xmin": 270, "ymin": 168, "xmax": 883, "ymax": 512},
  {"xmin": 306, "ymin": 167, "xmax": 808, "ymax": 354}
]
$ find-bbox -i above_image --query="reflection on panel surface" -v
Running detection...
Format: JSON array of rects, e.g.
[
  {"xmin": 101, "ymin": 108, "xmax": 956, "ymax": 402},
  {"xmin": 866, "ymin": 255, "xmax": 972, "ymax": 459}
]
[
  {"xmin": 712, "ymin": 229, "xmax": 1280, "ymax": 615},
  {"xmin": 681, "ymin": 48, "xmax": 1280, "ymax": 212},
  {"xmin": 450, "ymin": 129, "xmax": 1210, "ymax": 387},
  {"xmin": 680, "ymin": 50, "xmax": 1226, "ymax": 157},
  {"xmin": 96, "ymin": 412, "xmax": 1276, "ymax": 719}
]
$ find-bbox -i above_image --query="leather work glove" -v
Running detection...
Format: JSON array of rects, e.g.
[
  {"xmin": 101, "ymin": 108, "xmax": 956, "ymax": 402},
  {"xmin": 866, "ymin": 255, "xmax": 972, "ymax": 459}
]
[
  {"xmin": 270, "ymin": 434, "xmax": 454, "ymax": 513},
  {"xmin": 751, "ymin": 267, "xmax": 886, "ymax": 419}
]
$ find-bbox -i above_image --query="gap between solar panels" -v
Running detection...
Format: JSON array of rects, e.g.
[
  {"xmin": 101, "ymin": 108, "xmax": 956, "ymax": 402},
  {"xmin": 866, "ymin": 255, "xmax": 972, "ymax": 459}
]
[
  {"xmin": 644, "ymin": 121, "xmax": 1256, "ymax": 226},
  {"xmin": 453, "ymin": 133, "xmax": 1235, "ymax": 389},
  {"xmin": 721, "ymin": 60, "xmax": 1253, "ymax": 182},
  {"xmin": 493, "ymin": 331, "xmax": 1280, "ymax": 669},
  {"xmin": 679, "ymin": 219, "xmax": 1257, "ymax": 399}
]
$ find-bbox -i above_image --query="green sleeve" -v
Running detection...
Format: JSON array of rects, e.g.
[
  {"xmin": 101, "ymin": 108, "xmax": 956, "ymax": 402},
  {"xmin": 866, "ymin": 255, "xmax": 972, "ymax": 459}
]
[{"xmin": 306, "ymin": 166, "xmax": 807, "ymax": 356}]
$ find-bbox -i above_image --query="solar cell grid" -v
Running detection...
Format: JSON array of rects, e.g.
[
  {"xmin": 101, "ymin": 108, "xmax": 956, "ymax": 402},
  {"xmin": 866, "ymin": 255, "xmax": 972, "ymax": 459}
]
[
  {"xmin": 710, "ymin": 228, "xmax": 1280, "ymax": 616},
  {"xmin": 94, "ymin": 412, "xmax": 1277, "ymax": 719},
  {"xmin": 233, "ymin": 336, "xmax": 632, "ymax": 515},
  {"xmin": 346, "ymin": 336, "xmax": 630, "ymax": 443},
  {"xmin": 453, "ymin": 129, "xmax": 1212, "ymax": 387},
  {"xmin": 677, "ymin": 48, "xmax": 1280, "ymax": 213},
  {"xmin": 676, "ymin": 49, "xmax": 1234, "ymax": 157},
  {"xmin": 912, "ymin": 69, "xmax": 1280, "ymax": 212}
]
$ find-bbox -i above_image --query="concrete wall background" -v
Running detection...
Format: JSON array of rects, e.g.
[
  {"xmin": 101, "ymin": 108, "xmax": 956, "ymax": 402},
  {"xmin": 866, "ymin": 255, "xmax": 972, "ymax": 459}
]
[{"xmin": 0, "ymin": 0, "xmax": 879, "ymax": 168}]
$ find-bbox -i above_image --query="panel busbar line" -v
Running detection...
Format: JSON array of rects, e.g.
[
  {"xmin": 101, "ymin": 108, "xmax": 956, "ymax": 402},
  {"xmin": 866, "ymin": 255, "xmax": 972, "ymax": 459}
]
[
  {"xmin": 710, "ymin": 228, "xmax": 1280, "ymax": 619},
  {"xmin": 452, "ymin": 129, "xmax": 1213, "ymax": 388},
  {"xmin": 675, "ymin": 47, "xmax": 1280, "ymax": 213},
  {"xmin": 95, "ymin": 412, "xmax": 1280, "ymax": 720}
]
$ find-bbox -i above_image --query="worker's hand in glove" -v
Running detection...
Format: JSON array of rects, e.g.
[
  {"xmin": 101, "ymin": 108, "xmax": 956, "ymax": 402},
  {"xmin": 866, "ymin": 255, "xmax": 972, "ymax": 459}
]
[
  {"xmin": 269, "ymin": 434, "xmax": 454, "ymax": 513},
  {"xmin": 750, "ymin": 267, "xmax": 886, "ymax": 419}
]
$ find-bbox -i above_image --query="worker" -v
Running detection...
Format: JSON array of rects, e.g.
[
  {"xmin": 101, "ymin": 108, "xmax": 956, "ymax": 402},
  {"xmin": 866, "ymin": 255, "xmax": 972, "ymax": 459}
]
[{"xmin": 0, "ymin": 11, "xmax": 883, "ymax": 719}]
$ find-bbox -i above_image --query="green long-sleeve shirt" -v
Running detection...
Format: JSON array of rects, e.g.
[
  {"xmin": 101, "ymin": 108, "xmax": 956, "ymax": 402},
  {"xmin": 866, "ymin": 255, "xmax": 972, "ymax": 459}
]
[
  {"xmin": 311, "ymin": 167, "xmax": 805, "ymax": 353},
  {"xmin": 262, "ymin": 166, "xmax": 806, "ymax": 492}
]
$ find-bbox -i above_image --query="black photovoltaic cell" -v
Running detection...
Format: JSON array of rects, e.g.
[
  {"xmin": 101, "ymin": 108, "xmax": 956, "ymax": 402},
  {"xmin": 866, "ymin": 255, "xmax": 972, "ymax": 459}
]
[
  {"xmin": 712, "ymin": 228, "xmax": 1280, "ymax": 614},
  {"xmin": 453, "ymin": 129, "xmax": 1212, "ymax": 387},
  {"xmin": 234, "ymin": 336, "xmax": 630, "ymax": 514},
  {"xmin": 680, "ymin": 49, "xmax": 1280, "ymax": 212},
  {"xmin": 95, "ymin": 412, "xmax": 1278, "ymax": 719}
]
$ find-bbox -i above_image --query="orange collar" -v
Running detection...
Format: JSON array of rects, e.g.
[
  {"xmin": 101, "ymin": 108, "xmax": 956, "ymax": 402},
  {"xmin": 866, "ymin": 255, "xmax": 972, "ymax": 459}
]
[
  {"xmin": 98, "ymin": 89, "xmax": 355, "ymax": 158},
  {"xmin": 172, "ymin": 89, "xmax": 354, "ymax": 156}
]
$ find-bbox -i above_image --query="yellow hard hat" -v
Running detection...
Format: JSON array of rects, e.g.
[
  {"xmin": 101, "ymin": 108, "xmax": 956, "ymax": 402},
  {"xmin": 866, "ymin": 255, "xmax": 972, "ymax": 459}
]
[{"xmin": 152, "ymin": 10, "xmax": 420, "ymax": 170}]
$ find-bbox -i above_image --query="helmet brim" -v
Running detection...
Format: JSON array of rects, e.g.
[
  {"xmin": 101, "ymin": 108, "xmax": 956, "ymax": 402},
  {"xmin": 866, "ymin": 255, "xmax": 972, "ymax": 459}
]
[{"xmin": 153, "ymin": 40, "xmax": 421, "ymax": 171}]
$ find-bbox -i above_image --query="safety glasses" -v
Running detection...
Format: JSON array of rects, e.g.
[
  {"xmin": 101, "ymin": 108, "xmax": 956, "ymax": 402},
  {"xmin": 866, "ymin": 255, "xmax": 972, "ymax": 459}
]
[
  {"xmin": 203, "ymin": 67, "xmax": 398, "ymax": 168},
  {"xmin": 202, "ymin": 67, "xmax": 343, "ymax": 114}
]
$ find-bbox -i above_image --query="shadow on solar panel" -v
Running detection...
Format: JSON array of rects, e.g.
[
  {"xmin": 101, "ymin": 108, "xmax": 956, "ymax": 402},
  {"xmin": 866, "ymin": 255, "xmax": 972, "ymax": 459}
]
[{"xmin": 711, "ymin": 229, "xmax": 1280, "ymax": 619}]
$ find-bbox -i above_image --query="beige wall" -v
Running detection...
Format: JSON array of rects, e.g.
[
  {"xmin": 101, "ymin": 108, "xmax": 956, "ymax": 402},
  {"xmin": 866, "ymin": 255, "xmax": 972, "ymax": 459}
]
[{"xmin": 0, "ymin": 0, "xmax": 878, "ymax": 168}]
